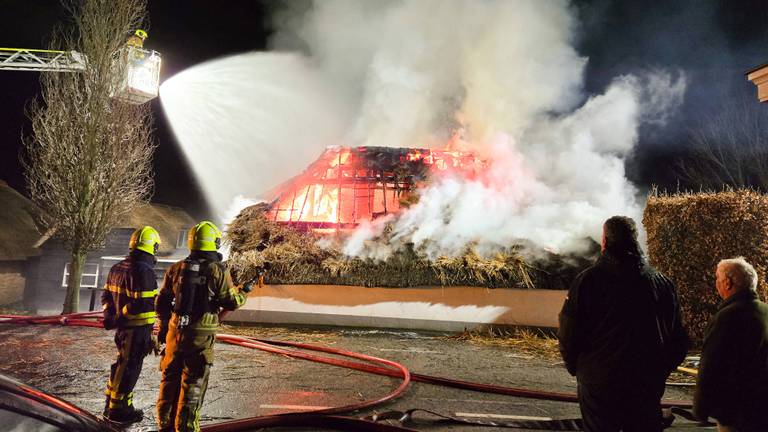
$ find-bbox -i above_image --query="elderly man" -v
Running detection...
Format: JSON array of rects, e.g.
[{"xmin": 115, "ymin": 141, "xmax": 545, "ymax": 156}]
[
  {"xmin": 694, "ymin": 257, "xmax": 768, "ymax": 431},
  {"xmin": 558, "ymin": 216, "xmax": 688, "ymax": 432}
]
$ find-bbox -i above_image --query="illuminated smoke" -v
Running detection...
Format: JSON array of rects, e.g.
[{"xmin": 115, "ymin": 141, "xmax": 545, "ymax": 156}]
[{"xmin": 160, "ymin": 0, "xmax": 686, "ymax": 257}]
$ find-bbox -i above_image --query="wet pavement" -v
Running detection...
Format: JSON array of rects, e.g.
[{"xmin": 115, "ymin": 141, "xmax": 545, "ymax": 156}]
[{"xmin": 0, "ymin": 323, "xmax": 711, "ymax": 431}]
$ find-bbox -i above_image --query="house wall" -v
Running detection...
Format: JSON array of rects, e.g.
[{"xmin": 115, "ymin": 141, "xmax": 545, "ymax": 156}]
[
  {"xmin": 0, "ymin": 261, "xmax": 25, "ymax": 306},
  {"xmin": 24, "ymin": 229, "xmax": 132, "ymax": 313},
  {"xmin": 24, "ymin": 227, "xmax": 191, "ymax": 313},
  {"xmin": 228, "ymin": 285, "xmax": 567, "ymax": 331}
]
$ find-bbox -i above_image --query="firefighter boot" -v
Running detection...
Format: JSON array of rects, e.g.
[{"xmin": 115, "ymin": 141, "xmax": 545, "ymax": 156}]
[{"xmin": 107, "ymin": 406, "xmax": 144, "ymax": 424}]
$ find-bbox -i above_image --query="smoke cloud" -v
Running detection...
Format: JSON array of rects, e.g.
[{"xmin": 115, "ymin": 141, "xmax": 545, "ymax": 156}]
[{"xmin": 160, "ymin": 0, "xmax": 686, "ymax": 258}]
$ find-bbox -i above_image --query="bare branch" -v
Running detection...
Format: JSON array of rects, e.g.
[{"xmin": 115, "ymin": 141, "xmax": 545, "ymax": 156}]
[
  {"xmin": 675, "ymin": 98, "xmax": 768, "ymax": 191},
  {"xmin": 22, "ymin": 0, "xmax": 155, "ymax": 313}
]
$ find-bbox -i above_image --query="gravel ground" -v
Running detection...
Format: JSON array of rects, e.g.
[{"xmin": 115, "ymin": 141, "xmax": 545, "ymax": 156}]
[{"xmin": 0, "ymin": 323, "xmax": 711, "ymax": 431}]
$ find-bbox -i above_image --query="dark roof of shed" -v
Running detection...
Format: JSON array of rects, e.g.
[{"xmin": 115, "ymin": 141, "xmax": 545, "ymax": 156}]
[
  {"xmin": 0, "ymin": 181, "xmax": 45, "ymax": 260},
  {"xmin": 1, "ymin": 181, "xmax": 194, "ymax": 257}
]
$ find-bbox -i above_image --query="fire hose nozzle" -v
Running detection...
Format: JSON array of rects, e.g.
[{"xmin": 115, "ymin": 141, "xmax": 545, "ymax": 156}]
[{"xmin": 177, "ymin": 315, "xmax": 190, "ymax": 328}]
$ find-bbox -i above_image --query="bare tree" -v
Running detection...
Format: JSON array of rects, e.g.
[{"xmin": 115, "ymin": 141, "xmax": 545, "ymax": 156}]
[
  {"xmin": 22, "ymin": 0, "xmax": 155, "ymax": 313},
  {"xmin": 676, "ymin": 98, "xmax": 768, "ymax": 190}
]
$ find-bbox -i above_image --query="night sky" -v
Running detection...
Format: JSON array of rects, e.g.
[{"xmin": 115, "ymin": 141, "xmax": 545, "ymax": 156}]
[{"xmin": 2, "ymin": 0, "xmax": 768, "ymax": 219}]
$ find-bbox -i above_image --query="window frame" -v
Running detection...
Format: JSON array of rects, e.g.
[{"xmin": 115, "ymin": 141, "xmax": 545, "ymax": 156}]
[
  {"xmin": 176, "ymin": 228, "xmax": 188, "ymax": 249},
  {"xmin": 61, "ymin": 262, "xmax": 100, "ymax": 289}
]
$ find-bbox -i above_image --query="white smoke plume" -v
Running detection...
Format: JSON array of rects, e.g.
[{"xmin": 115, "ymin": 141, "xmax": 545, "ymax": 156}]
[{"xmin": 160, "ymin": 0, "xmax": 686, "ymax": 257}]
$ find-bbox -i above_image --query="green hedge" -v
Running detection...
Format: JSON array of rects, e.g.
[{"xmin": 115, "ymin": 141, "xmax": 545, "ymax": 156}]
[{"xmin": 643, "ymin": 190, "xmax": 768, "ymax": 343}]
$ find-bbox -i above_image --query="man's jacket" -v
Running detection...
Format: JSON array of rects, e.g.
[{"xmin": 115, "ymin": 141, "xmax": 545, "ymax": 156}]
[
  {"xmin": 558, "ymin": 253, "xmax": 688, "ymax": 388},
  {"xmin": 156, "ymin": 251, "xmax": 246, "ymax": 334},
  {"xmin": 101, "ymin": 250, "xmax": 158, "ymax": 328},
  {"xmin": 694, "ymin": 289, "xmax": 768, "ymax": 429}
]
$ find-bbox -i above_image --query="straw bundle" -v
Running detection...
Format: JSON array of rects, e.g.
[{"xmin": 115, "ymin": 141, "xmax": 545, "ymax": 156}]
[{"xmin": 227, "ymin": 204, "xmax": 591, "ymax": 289}]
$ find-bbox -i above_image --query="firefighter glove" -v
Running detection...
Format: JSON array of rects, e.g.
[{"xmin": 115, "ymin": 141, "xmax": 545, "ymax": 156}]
[
  {"xmin": 157, "ymin": 322, "xmax": 168, "ymax": 347},
  {"xmin": 102, "ymin": 303, "xmax": 117, "ymax": 330}
]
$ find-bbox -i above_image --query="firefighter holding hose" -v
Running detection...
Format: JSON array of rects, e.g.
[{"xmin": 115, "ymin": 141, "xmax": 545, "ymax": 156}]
[
  {"xmin": 101, "ymin": 226, "xmax": 162, "ymax": 424},
  {"xmin": 155, "ymin": 221, "xmax": 253, "ymax": 432}
]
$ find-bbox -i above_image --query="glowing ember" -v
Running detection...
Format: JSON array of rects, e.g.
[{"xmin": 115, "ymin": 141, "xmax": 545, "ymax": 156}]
[{"xmin": 267, "ymin": 146, "xmax": 484, "ymax": 230}]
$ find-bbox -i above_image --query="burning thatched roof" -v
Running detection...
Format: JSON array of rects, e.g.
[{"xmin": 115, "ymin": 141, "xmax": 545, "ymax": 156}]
[
  {"xmin": 266, "ymin": 146, "xmax": 484, "ymax": 230},
  {"xmin": 225, "ymin": 146, "xmax": 593, "ymax": 289},
  {"xmin": 226, "ymin": 203, "xmax": 592, "ymax": 290}
]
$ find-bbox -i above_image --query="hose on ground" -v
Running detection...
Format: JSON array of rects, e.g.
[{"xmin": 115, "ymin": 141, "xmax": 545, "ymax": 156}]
[{"xmin": 0, "ymin": 313, "xmax": 695, "ymax": 431}]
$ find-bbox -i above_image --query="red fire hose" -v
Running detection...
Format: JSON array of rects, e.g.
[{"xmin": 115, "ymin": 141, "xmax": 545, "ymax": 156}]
[
  {"xmin": 0, "ymin": 313, "xmax": 695, "ymax": 431},
  {"xmin": 219, "ymin": 335, "xmax": 693, "ymax": 408}
]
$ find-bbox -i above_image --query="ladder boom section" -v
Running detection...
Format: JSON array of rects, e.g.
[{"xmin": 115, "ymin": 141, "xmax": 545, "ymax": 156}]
[{"xmin": 0, "ymin": 48, "xmax": 86, "ymax": 72}]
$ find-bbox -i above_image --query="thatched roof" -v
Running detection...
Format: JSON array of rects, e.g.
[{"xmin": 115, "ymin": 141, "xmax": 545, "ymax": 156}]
[
  {"xmin": 0, "ymin": 180, "xmax": 193, "ymax": 258},
  {"xmin": 0, "ymin": 181, "xmax": 44, "ymax": 261},
  {"xmin": 227, "ymin": 204, "xmax": 590, "ymax": 289},
  {"xmin": 119, "ymin": 203, "xmax": 195, "ymax": 255}
]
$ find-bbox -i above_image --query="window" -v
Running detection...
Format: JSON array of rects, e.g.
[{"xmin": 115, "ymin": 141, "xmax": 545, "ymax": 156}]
[
  {"xmin": 0, "ymin": 408, "xmax": 63, "ymax": 432},
  {"xmin": 61, "ymin": 263, "xmax": 100, "ymax": 288},
  {"xmin": 176, "ymin": 228, "xmax": 188, "ymax": 249}
]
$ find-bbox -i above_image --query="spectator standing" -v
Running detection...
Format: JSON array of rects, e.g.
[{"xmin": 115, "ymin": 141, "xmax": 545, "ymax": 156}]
[
  {"xmin": 558, "ymin": 216, "xmax": 688, "ymax": 432},
  {"xmin": 694, "ymin": 257, "xmax": 768, "ymax": 432}
]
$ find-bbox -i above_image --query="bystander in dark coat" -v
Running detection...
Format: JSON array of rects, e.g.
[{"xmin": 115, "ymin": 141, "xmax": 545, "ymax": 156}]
[
  {"xmin": 694, "ymin": 257, "xmax": 768, "ymax": 431},
  {"xmin": 558, "ymin": 216, "xmax": 688, "ymax": 432}
]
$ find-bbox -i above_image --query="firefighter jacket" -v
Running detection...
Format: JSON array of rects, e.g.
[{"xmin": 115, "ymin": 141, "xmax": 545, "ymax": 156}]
[
  {"xmin": 156, "ymin": 251, "xmax": 246, "ymax": 335},
  {"xmin": 101, "ymin": 249, "xmax": 158, "ymax": 328},
  {"xmin": 693, "ymin": 289, "xmax": 768, "ymax": 429},
  {"xmin": 558, "ymin": 252, "xmax": 688, "ymax": 389}
]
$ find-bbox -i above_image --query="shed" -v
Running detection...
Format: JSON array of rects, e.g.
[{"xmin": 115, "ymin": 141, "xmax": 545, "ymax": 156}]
[
  {"xmin": 0, "ymin": 181, "xmax": 44, "ymax": 306},
  {"xmin": 24, "ymin": 203, "xmax": 194, "ymax": 312}
]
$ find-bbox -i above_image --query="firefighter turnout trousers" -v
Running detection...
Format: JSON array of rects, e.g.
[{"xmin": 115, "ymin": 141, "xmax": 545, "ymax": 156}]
[
  {"xmin": 106, "ymin": 326, "xmax": 153, "ymax": 411},
  {"xmin": 157, "ymin": 330, "xmax": 216, "ymax": 432}
]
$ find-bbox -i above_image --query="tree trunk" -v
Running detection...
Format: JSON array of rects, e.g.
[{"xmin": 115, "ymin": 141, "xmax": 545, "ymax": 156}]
[{"xmin": 62, "ymin": 250, "xmax": 86, "ymax": 314}]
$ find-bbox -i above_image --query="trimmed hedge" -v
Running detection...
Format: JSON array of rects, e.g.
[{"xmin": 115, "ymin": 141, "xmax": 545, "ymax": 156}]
[{"xmin": 643, "ymin": 190, "xmax": 768, "ymax": 343}]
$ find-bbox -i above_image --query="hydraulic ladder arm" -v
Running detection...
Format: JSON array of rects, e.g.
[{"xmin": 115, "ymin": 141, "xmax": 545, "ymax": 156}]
[{"xmin": 0, "ymin": 48, "xmax": 86, "ymax": 72}]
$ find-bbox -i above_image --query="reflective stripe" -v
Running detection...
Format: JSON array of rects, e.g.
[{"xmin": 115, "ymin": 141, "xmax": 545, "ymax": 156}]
[
  {"xmin": 124, "ymin": 317, "xmax": 156, "ymax": 326},
  {"xmin": 105, "ymin": 284, "xmax": 157, "ymax": 298},
  {"xmin": 106, "ymin": 390, "xmax": 132, "ymax": 400},
  {"xmin": 123, "ymin": 311, "xmax": 155, "ymax": 320},
  {"xmin": 119, "ymin": 305, "xmax": 156, "ymax": 326},
  {"xmin": 108, "ymin": 392, "xmax": 134, "ymax": 408}
]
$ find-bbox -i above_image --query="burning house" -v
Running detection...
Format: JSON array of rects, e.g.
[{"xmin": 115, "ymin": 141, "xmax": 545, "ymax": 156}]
[
  {"xmin": 266, "ymin": 146, "xmax": 485, "ymax": 231},
  {"xmin": 225, "ymin": 145, "xmax": 594, "ymax": 331}
]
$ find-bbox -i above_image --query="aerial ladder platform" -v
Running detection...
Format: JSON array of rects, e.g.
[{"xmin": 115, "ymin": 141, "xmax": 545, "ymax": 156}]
[
  {"xmin": 0, "ymin": 48, "xmax": 86, "ymax": 72},
  {"xmin": 0, "ymin": 46, "xmax": 161, "ymax": 104}
]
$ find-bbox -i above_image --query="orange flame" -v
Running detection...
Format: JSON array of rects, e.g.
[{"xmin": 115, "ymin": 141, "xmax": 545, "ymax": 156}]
[{"xmin": 268, "ymin": 146, "xmax": 485, "ymax": 231}]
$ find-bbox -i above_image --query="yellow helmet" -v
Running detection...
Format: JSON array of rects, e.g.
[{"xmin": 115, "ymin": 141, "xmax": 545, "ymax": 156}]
[
  {"xmin": 134, "ymin": 29, "xmax": 148, "ymax": 40},
  {"xmin": 129, "ymin": 226, "xmax": 161, "ymax": 255},
  {"xmin": 188, "ymin": 221, "xmax": 222, "ymax": 251}
]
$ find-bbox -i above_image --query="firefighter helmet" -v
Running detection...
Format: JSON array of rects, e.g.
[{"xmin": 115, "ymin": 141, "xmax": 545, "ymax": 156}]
[
  {"xmin": 129, "ymin": 226, "xmax": 161, "ymax": 255},
  {"xmin": 134, "ymin": 29, "xmax": 148, "ymax": 40},
  {"xmin": 188, "ymin": 221, "xmax": 222, "ymax": 251}
]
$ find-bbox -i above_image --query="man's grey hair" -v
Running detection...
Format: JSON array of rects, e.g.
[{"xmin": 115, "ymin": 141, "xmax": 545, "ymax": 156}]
[{"xmin": 718, "ymin": 257, "xmax": 758, "ymax": 292}]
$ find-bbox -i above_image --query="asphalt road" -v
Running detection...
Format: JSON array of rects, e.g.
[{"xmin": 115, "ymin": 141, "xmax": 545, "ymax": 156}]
[{"xmin": 0, "ymin": 323, "xmax": 710, "ymax": 431}]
